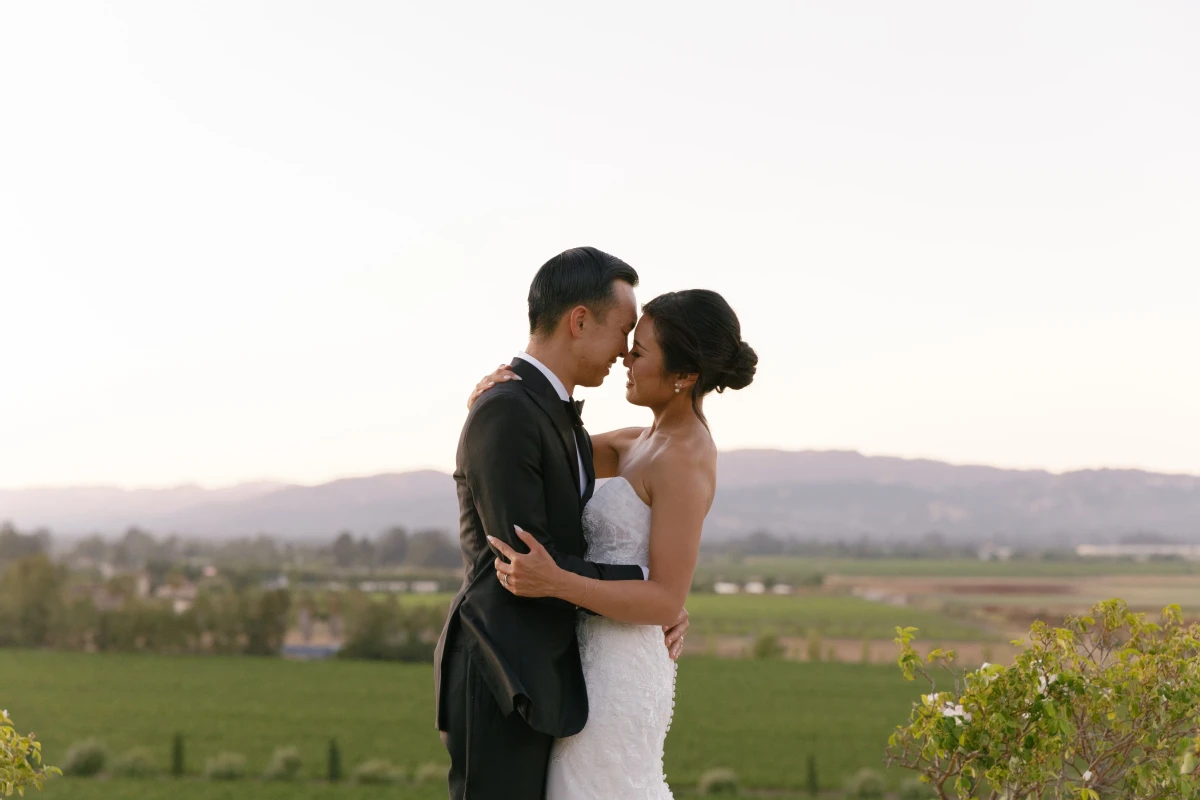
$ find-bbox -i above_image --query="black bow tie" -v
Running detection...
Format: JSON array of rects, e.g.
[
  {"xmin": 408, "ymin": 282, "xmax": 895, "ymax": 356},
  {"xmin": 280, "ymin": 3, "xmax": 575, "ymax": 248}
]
[{"xmin": 563, "ymin": 398, "xmax": 585, "ymax": 428}]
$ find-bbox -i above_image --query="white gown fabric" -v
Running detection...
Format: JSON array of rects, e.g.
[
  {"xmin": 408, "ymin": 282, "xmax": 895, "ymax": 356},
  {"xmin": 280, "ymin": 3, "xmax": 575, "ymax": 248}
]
[{"xmin": 545, "ymin": 477, "xmax": 677, "ymax": 800}]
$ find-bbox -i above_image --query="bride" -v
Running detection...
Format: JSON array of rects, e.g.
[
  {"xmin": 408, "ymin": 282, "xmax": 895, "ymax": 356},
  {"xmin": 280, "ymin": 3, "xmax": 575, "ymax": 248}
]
[{"xmin": 471, "ymin": 288, "xmax": 757, "ymax": 799}]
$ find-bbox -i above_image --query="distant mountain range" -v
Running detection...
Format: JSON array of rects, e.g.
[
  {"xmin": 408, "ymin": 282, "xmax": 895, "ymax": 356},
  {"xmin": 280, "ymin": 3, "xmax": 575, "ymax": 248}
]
[{"xmin": 3, "ymin": 451, "xmax": 1199, "ymax": 544}]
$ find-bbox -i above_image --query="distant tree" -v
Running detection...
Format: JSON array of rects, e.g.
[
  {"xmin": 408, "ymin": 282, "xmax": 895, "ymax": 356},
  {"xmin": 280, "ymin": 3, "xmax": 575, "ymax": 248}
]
[
  {"xmin": 112, "ymin": 527, "xmax": 157, "ymax": 567},
  {"xmin": 356, "ymin": 536, "xmax": 376, "ymax": 569},
  {"xmin": 0, "ymin": 553, "xmax": 65, "ymax": 646},
  {"xmin": 377, "ymin": 527, "xmax": 409, "ymax": 566},
  {"xmin": 337, "ymin": 598, "xmax": 436, "ymax": 662},
  {"xmin": 742, "ymin": 530, "xmax": 784, "ymax": 556},
  {"xmin": 332, "ymin": 532, "xmax": 356, "ymax": 568},
  {"xmin": 405, "ymin": 530, "xmax": 461, "ymax": 569},
  {"xmin": 69, "ymin": 533, "xmax": 108, "ymax": 562},
  {"xmin": 244, "ymin": 588, "xmax": 291, "ymax": 656},
  {"xmin": 0, "ymin": 522, "xmax": 50, "ymax": 562}
]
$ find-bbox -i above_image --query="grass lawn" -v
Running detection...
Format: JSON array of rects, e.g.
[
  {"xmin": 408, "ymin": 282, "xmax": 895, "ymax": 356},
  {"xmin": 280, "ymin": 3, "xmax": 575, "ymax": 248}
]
[{"xmin": 2, "ymin": 650, "xmax": 924, "ymax": 794}]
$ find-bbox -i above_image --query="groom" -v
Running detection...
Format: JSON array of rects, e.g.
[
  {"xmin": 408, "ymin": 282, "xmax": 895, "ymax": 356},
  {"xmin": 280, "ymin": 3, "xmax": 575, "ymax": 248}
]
[{"xmin": 434, "ymin": 247, "xmax": 689, "ymax": 799}]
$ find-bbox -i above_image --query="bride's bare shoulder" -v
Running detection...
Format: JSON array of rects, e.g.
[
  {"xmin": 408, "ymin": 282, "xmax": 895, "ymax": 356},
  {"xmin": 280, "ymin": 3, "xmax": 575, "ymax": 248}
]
[
  {"xmin": 648, "ymin": 426, "xmax": 717, "ymax": 489},
  {"xmin": 595, "ymin": 426, "xmax": 646, "ymax": 452}
]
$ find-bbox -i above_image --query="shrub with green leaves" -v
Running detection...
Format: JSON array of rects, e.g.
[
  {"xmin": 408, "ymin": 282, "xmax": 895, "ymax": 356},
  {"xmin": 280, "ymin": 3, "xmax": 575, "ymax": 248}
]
[
  {"xmin": 752, "ymin": 631, "xmax": 784, "ymax": 659},
  {"xmin": 327, "ymin": 738, "xmax": 342, "ymax": 782},
  {"xmin": 845, "ymin": 767, "xmax": 885, "ymax": 799},
  {"xmin": 1, "ymin": 708, "xmax": 60, "ymax": 793},
  {"xmin": 61, "ymin": 738, "xmax": 107, "ymax": 777},
  {"xmin": 262, "ymin": 746, "xmax": 303, "ymax": 781},
  {"xmin": 171, "ymin": 732, "xmax": 184, "ymax": 777},
  {"xmin": 351, "ymin": 758, "xmax": 406, "ymax": 785},
  {"xmin": 112, "ymin": 746, "xmax": 156, "ymax": 778},
  {"xmin": 203, "ymin": 752, "xmax": 247, "ymax": 781},
  {"xmin": 806, "ymin": 628, "xmax": 822, "ymax": 662},
  {"xmin": 414, "ymin": 761, "xmax": 448, "ymax": 784},
  {"xmin": 899, "ymin": 777, "xmax": 937, "ymax": 800},
  {"xmin": 888, "ymin": 599, "xmax": 1200, "ymax": 799},
  {"xmin": 697, "ymin": 767, "xmax": 738, "ymax": 795}
]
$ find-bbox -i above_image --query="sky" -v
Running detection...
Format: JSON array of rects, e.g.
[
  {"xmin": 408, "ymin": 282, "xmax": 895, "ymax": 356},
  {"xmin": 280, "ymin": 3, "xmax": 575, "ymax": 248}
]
[{"xmin": 2, "ymin": 1, "xmax": 1198, "ymax": 489}]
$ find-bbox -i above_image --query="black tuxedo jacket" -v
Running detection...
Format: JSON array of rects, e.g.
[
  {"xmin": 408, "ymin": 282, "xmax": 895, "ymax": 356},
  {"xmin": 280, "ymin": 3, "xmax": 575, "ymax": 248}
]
[{"xmin": 433, "ymin": 358, "xmax": 645, "ymax": 738}]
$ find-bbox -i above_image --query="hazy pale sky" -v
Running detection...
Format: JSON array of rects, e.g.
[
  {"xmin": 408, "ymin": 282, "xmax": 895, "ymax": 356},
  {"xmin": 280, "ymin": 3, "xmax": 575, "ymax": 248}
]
[{"xmin": 2, "ymin": 1, "xmax": 1198, "ymax": 489}]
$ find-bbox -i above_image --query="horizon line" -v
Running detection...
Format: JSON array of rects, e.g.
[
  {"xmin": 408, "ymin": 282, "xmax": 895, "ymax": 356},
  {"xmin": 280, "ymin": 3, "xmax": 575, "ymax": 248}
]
[{"xmin": 4, "ymin": 447, "xmax": 1199, "ymax": 493}]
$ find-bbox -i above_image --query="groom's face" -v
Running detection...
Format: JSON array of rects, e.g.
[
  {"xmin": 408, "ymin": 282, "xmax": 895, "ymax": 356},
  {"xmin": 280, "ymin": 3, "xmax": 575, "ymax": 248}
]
[{"xmin": 574, "ymin": 280, "xmax": 638, "ymax": 388}]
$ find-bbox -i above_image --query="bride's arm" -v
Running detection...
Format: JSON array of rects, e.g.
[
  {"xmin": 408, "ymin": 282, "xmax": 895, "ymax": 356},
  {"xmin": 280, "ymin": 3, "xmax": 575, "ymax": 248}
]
[
  {"xmin": 468, "ymin": 364, "xmax": 643, "ymax": 480},
  {"xmin": 491, "ymin": 448, "xmax": 714, "ymax": 627},
  {"xmin": 588, "ymin": 428, "xmax": 644, "ymax": 479}
]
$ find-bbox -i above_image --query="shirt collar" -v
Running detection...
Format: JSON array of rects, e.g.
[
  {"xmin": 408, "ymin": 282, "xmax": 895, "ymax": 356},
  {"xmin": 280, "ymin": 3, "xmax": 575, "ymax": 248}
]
[{"xmin": 516, "ymin": 351, "xmax": 570, "ymax": 401}]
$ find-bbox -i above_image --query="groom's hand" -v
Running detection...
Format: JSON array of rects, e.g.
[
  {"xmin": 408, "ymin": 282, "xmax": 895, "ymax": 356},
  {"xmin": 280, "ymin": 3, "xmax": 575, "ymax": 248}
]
[{"xmin": 663, "ymin": 607, "xmax": 689, "ymax": 660}]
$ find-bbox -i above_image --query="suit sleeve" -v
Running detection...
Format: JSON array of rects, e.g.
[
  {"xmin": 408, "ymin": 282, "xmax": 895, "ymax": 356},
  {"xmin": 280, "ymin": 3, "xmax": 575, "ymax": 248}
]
[{"xmin": 465, "ymin": 393, "xmax": 645, "ymax": 584}]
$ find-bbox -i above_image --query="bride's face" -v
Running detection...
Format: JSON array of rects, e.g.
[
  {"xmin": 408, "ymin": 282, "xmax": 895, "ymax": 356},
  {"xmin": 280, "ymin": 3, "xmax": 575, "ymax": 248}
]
[{"xmin": 622, "ymin": 316, "xmax": 675, "ymax": 407}]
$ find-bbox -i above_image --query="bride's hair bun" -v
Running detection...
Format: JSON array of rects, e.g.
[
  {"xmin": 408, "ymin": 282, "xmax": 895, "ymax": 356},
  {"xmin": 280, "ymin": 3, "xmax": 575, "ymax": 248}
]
[
  {"xmin": 641, "ymin": 290, "xmax": 757, "ymax": 423},
  {"xmin": 718, "ymin": 341, "xmax": 758, "ymax": 392}
]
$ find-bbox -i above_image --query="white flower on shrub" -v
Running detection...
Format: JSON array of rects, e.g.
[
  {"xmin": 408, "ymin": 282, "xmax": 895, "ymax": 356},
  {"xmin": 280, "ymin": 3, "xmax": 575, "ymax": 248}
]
[
  {"xmin": 1082, "ymin": 769, "xmax": 1093, "ymax": 783},
  {"xmin": 1037, "ymin": 674, "xmax": 1057, "ymax": 695},
  {"xmin": 941, "ymin": 703, "xmax": 972, "ymax": 724}
]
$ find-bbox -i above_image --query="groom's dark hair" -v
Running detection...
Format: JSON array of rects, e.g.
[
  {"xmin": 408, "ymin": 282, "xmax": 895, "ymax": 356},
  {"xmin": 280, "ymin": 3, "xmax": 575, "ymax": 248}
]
[{"xmin": 528, "ymin": 247, "xmax": 639, "ymax": 337}]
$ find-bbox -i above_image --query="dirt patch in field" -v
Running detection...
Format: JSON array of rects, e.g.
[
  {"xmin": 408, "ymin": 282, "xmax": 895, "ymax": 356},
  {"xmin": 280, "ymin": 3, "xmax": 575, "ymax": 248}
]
[{"xmin": 937, "ymin": 582, "xmax": 1073, "ymax": 596}]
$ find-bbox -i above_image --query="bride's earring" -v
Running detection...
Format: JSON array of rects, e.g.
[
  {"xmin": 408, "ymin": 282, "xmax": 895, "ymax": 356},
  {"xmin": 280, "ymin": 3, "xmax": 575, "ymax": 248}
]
[{"xmin": 674, "ymin": 383, "xmax": 682, "ymax": 394}]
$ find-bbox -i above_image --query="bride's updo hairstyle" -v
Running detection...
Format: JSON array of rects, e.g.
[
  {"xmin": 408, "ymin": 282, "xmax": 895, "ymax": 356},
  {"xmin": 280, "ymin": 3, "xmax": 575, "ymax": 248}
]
[{"xmin": 641, "ymin": 289, "xmax": 758, "ymax": 425}]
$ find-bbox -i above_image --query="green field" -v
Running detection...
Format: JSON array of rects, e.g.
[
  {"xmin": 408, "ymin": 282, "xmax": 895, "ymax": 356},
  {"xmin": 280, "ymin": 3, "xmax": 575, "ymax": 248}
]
[
  {"xmin": 695, "ymin": 556, "xmax": 1200, "ymax": 581},
  {"xmin": 2, "ymin": 649, "xmax": 925, "ymax": 796},
  {"xmin": 394, "ymin": 591, "xmax": 992, "ymax": 641},
  {"xmin": 681, "ymin": 593, "xmax": 991, "ymax": 640},
  {"xmin": 36, "ymin": 783, "xmax": 448, "ymax": 800}
]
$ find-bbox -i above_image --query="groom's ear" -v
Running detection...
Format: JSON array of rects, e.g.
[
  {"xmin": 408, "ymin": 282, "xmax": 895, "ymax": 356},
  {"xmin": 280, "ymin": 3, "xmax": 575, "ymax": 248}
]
[{"xmin": 566, "ymin": 305, "xmax": 589, "ymax": 339}]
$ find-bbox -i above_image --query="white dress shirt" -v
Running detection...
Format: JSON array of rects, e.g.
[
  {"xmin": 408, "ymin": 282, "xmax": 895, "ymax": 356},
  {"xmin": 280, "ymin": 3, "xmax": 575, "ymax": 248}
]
[
  {"xmin": 516, "ymin": 351, "xmax": 649, "ymax": 580},
  {"xmin": 516, "ymin": 351, "xmax": 587, "ymax": 495}
]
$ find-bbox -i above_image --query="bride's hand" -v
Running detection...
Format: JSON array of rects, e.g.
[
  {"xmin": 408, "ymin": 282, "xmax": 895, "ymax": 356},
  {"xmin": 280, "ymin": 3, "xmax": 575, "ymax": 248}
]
[
  {"xmin": 466, "ymin": 364, "xmax": 521, "ymax": 410},
  {"xmin": 488, "ymin": 527, "xmax": 562, "ymax": 598}
]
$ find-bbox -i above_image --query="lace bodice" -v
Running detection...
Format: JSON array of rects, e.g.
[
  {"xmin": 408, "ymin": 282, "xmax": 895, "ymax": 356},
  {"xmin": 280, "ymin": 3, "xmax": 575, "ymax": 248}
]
[
  {"xmin": 546, "ymin": 476, "xmax": 676, "ymax": 800},
  {"xmin": 581, "ymin": 477, "xmax": 653, "ymax": 566}
]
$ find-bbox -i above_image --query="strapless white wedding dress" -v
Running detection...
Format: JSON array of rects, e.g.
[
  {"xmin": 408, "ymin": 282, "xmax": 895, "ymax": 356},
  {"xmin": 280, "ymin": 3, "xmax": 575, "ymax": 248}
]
[{"xmin": 546, "ymin": 477, "xmax": 677, "ymax": 800}]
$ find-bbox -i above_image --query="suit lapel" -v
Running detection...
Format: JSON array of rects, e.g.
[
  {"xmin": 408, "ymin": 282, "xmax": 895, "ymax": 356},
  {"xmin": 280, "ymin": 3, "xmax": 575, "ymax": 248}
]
[{"xmin": 510, "ymin": 359, "xmax": 584, "ymax": 503}]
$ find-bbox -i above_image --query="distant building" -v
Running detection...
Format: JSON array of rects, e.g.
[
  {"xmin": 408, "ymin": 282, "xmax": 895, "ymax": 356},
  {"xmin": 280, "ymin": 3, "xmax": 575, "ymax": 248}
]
[
  {"xmin": 154, "ymin": 581, "xmax": 198, "ymax": 614},
  {"xmin": 713, "ymin": 582, "xmax": 740, "ymax": 595},
  {"xmin": 977, "ymin": 544, "xmax": 1014, "ymax": 562},
  {"xmin": 744, "ymin": 581, "xmax": 766, "ymax": 595},
  {"xmin": 261, "ymin": 574, "xmax": 289, "ymax": 591},
  {"xmin": 1076, "ymin": 544, "xmax": 1200, "ymax": 561},
  {"xmin": 358, "ymin": 580, "xmax": 409, "ymax": 593}
]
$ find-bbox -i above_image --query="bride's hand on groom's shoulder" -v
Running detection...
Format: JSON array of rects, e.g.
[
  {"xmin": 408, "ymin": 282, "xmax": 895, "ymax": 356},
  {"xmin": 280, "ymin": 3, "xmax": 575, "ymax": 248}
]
[{"xmin": 466, "ymin": 364, "xmax": 520, "ymax": 410}]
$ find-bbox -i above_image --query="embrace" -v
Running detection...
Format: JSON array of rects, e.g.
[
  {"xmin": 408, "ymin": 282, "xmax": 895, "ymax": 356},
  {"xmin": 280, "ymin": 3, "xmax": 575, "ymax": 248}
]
[{"xmin": 434, "ymin": 247, "xmax": 758, "ymax": 799}]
